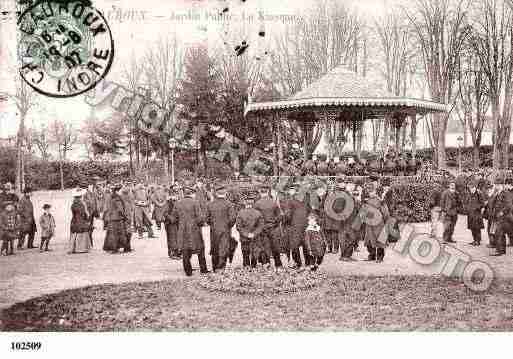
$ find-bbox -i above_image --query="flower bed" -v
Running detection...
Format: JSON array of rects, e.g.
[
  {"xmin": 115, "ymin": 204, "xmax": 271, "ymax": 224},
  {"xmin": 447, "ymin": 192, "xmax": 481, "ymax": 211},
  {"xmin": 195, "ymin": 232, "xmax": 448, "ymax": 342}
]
[{"xmin": 195, "ymin": 267, "xmax": 328, "ymax": 295}]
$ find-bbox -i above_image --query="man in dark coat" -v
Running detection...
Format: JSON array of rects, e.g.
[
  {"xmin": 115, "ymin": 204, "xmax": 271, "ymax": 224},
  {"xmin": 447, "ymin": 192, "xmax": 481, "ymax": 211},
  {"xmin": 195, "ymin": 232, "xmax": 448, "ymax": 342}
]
[
  {"xmin": 236, "ymin": 196, "xmax": 265, "ymax": 267},
  {"xmin": 440, "ymin": 181, "xmax": 461, "ymax": 244},
  {"xmin": 491, "ymin": 178, "xmax": 513, "ymax": 256},
  {"xmin": 0, "ymin": 183, "xmax": 19, "ymax": 212},
  {"xmin": 322, "ymin": 182, "xmax": 343, "ymax": 254},
  {"xmin": 103, "ymin": 184, "xmax": 130, "ymax": 253},
  {"xmin": 362, "ymin": 183, "xmax": 390, "ymax": 262},
  {"xmin": 484, "ymin": 183, "xmax": 498, "ymax": 249},
  {"xmin": 253, "ymin": 186, "xmax": 283, "ymax": 268},
  {"xmin": 338, "ymin": 181, "xmax": 361, "ymax": 261},
  {"xmin": 466, "ymin": 179, "xmax": 486, "ymax": 246},
  {"xmin": 17, "ymin": 187, "xmax": 36, "ymax": 249},
  {"xmin": 206, "ymin": 186, "xmax": 237, "ymax": 271},
  {"xmin": 84, "ymin": 184, "xmax": 99, "ymax": 247},
  {"xmin": 164, "ymin": 186, "xmax": 181, "ymax": 259},
  {"xmin": 281, "ymin": 184, "xmax": 308, "ymax": 268},
  {"xmin": 170, "ymin": 187, "xmax": 209, "ymax": 276}
]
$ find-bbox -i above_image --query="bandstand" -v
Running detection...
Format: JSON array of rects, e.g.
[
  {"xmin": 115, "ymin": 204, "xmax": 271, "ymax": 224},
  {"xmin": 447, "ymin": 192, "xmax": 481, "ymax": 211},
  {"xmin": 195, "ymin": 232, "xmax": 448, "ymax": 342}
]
[{"xmin": 244, "ymin": 66, "xmax": 449, "ymax": 178}]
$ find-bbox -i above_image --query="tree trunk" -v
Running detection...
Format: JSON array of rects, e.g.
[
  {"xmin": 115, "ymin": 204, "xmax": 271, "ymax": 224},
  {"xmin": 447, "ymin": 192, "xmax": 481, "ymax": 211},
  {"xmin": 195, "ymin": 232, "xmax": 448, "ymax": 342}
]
[
  {"xmin": 472, "ymin": 143, "xmax": 480, "ymax": 169},
  {"xmin": 163, "ymin": 148, "xmax": 169, "ymax": 180},
  {"xmin": 15, "ymin": 113, "xmax": 26, "ymax": 194},
  {"xmin": 410, "ymin": 115, "xmax": 417, "ymax": 158},
  {"xmin": 277, "ymin": 119, "xmax": 283, "ymax": 175},
  {"xmin": 59, "ymin": 149, "xmax": 64, "ymax": 191},
  {"xmin": 491, "ymin": 100, "xmax": 501, "ymax": 169}
]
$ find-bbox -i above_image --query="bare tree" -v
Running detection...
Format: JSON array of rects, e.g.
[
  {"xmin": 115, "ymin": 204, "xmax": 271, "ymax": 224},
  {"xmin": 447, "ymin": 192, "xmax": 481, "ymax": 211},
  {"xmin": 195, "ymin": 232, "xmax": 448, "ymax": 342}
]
[
  {"xmin": 469, "ymin": 0, "xmax": 513, "ymax": 169},
  {"xmin": 404, "ymin": 0, "xmax": 470, "ymax": 169},
  {"xmin": 144, "ymin": 35, "xmax": 184, "ymax": 179},
  {"xmin": 50, "ymin": 119, "xmax": 77, "ymax": 190},
  {"xmin": 456, "ymin": 44, "xmax": 490, "ymax": 168}
]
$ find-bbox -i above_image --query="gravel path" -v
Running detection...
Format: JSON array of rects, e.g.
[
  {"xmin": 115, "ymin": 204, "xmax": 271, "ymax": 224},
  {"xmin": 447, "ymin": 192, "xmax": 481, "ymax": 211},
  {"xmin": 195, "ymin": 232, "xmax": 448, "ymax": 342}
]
[{"xmin": 1, "ymin": 190, "xmax": 511, "ymax": 310}]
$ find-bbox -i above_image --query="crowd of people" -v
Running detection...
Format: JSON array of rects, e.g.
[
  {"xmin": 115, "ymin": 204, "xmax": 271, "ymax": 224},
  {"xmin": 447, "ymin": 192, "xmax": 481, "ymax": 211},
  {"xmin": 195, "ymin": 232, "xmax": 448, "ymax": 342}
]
[
  {"xmin": 1, "ymin": 168, "xmax": 512, "ymax": 276},
  {"xmin": 283, "ymin": 151, "xmax": 422, "ymax": 177}
]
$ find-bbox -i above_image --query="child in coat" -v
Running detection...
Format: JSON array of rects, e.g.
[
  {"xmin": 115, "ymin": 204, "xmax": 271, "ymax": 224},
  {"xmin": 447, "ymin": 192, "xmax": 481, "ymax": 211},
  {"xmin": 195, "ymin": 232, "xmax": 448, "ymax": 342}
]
[
  {"xmin": 39, "ymin": 204, "xmax": 56, "ymax": 252},
  {"xmin": 0, "ymin": 202, "xmax": 19, "ymax": 256},
  {"xmin": 304, "ymin": 212, "xmax": 326, "ymax": 271},
  {"xmin": 429, "ymin": 206, "xmax": 444, "ymax": 242}
]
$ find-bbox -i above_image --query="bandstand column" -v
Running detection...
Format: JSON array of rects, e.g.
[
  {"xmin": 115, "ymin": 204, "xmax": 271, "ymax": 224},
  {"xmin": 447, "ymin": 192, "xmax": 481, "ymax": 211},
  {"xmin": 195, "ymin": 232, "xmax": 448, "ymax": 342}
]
[{"xmin": 410, "ymin": 113, "xmax": 417, "ymax": 158}]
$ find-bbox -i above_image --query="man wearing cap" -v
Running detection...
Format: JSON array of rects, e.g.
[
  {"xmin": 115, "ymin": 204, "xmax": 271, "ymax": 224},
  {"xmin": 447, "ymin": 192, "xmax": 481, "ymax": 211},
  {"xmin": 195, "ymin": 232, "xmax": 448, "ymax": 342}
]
[
  {"xmin": 466, "ymin": 179, "xmax": 486, "ymax": 246},
  {"xmin": 169, "ymin": 186, "xmax": 209, "ymax": 276},
  {"xmin": 206, "ymin": 186, "xmax": 237, "ymax": 271},
  {"xmin": 254, "ymin": 186, "xmax": 284, "ymax": 268},
  {"xmin": 440, "ymin": 181, "xmax": 461, "ymax": 244},
  {"xmin": 164, "ymin": 185, "xmax": 181, "ymax": 259},
  {"xmin": 361, "ymin": 182, "xmax": 390, "ymax": 262},
  {"xmin": 17, "ymin": 187, "xmax": 37, "ymax": 249},
  {"xmin": 133, "ymin": 183, "xmax": 155, "ymax": 240},
  {"xmin": 338, "ymin": 180, "xmax": 361, "ymax": 261},
  {"xmin": 491, "ymin": 177, "xmax": 513, "ymax": 256},
  {"xmin": 323, "ymin": 182, "xmax": 344, "ymax": 255},
  {"xmin": 281, "ymin": 184, "xmax": 309, "ymax": 268},
  {"xmin": 151, "ymin": 184, "xmax": 168, "ymax": 232},
  {"xmin": 236, "ymin": 195, "xmax": 265, "ymax": 267}
]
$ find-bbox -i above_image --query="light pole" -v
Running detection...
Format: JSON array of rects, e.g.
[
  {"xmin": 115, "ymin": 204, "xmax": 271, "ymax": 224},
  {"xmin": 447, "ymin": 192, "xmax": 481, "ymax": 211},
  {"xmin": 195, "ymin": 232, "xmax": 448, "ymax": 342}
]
[
  {"xmin": 169, "ymin": 138, "xmax": 177, "ymax": 185},
  {"xmin": 457, "ymin": 135, "xmax": 463, "ymax": 173}
]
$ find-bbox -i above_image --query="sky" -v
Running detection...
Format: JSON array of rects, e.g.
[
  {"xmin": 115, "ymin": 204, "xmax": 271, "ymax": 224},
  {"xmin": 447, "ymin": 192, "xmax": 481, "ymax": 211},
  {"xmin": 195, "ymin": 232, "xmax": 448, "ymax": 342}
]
[{"xmin": 0, "ymin": 0, "xmax": 417, "ymax": 151}]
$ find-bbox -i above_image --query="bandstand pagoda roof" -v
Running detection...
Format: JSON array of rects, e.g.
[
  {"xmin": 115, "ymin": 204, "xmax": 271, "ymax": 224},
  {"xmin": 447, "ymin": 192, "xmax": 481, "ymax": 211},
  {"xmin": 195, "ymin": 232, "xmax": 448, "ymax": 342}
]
[{"xmin": 244, "ymin": 66, "xmax": 448, "ymax": 119}]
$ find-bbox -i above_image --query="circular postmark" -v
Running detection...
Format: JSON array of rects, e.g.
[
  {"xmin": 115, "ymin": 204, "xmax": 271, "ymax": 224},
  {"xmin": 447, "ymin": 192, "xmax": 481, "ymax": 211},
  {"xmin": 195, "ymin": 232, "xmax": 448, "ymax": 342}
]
[{"xmin": 17, "ymin": 0, "xmax": 114, "ymax": 98}]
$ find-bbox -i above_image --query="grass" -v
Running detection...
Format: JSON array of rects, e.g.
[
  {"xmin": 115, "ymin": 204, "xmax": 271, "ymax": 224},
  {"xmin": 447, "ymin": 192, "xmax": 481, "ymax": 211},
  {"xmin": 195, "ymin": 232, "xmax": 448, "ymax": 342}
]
[{"xmin": 2, "ymin": 273, "xmax": 513, "ymax": 331}]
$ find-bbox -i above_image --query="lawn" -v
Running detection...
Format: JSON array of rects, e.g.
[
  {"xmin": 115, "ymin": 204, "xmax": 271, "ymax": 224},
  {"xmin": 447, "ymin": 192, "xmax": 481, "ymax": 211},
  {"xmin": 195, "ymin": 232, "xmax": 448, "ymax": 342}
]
[{"xmin": 2, "ymin": 272, "xmax": 513, "ymax": 331}]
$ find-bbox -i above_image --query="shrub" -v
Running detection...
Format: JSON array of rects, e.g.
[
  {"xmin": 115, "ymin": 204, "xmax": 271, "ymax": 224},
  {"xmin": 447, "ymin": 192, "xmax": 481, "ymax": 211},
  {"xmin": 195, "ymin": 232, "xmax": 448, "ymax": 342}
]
[{"xmin": 388, "ymin": 182, "xmax": 444, "ymax": 223}]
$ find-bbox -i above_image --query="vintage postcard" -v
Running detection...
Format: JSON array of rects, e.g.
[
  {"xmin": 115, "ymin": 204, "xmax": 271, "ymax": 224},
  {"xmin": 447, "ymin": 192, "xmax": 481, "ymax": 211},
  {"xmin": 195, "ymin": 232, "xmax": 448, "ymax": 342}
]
[{"xmin": 0, "ymin": 0, "xmax": 513, "ymax": 356}]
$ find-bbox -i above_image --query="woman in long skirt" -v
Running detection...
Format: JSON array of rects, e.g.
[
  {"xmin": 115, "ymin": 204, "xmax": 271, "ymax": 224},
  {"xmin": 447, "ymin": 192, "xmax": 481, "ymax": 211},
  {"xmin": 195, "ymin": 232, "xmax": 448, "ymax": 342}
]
[
  {"xmin": 103, "ymin": 184, "xmax": 129, "ymax": 253},
  {"xmin": 69, "ymin": 189, "xmax": 92, "ymax": 254}
]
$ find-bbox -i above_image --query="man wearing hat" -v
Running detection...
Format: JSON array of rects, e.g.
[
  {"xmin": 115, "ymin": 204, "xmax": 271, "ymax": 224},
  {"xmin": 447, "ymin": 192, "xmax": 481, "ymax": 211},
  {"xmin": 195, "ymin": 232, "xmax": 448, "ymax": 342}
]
[
  {"xmin": 361, "ymin": 182, "xmax": 390, "ymax": 262},
  {"xmin": 206, "ymin": 186, "xmax": 237, "ymax": 272},
  {"xmin": 151, "ymin": 184, "xmax": 169, "ymax": 232},
  {"xmin": 323, "ymin": 181, "xmax": 345, "ymax": 255},
  {"xmin": 466, "ymin": 178, "xmax": 486, "ymax": 246},
  {"xmin": 133, "ymin": 183, "xmax": 155, "ymax": 240},
  {"xmin": 17, "ymin": 187, "xmax": 37, "ymax": 249},
  {"xmin": 281, "ymin": 184, "xmax": 309, "ymax": 268},
  {"xmin": 169, "ymin": 186, "xmax": 209, "ymax": 276},
  {"xmin": 491, "ymin": 177, "xmax": 513, "ymax": 256},
  {"xmin": 338, "ymin": 180, "xmax": 361, "ymax": 261},
  {"xmin": 253, "ymin": 186, "xmax": 284, "ymax": 268},
  {"xmin": 236, "ymin": 194, "xmax": 265, "ymax": 268},
  {"xmin": 440, "ymin": 181, "xmax": 461, "ymax": 244}
]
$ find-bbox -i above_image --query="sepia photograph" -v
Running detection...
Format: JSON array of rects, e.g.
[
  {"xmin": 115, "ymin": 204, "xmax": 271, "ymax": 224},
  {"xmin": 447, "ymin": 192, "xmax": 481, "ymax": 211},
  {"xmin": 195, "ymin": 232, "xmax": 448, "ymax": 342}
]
[{"xmin": 1, "ymin": 0, "xmax": 513, "ymax": 354}]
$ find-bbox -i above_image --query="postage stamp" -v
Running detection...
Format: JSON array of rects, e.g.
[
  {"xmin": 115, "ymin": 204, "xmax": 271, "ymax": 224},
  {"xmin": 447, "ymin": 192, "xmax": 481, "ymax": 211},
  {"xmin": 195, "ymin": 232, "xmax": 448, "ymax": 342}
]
[{"xmin": 17, "ymin": 0, "xmax": 114, "ymax": 98}]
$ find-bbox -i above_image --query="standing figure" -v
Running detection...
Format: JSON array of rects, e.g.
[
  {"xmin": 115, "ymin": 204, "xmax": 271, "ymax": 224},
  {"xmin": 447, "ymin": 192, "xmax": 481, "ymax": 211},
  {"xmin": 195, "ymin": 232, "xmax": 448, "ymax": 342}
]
[
  {"xmin": 83, "ymin": 184, "xmax": 99, "ymax": 247},
  {"xmin": 39, "ymin": 204, "xmax": 56, "ymax": 252},
  {"xmin": 169, "ymin": 187, "xmax": 209, "ymax": 276},
  {"xmin": 0, "ymin": 202, "xmax": 19, "ymax": 256},
  {"xmin": 103, "ymin": 184, "xmax": 130, "ymax": 254},
  {"xmin": 338, "ymin": 181, "xmax": 361, "ymax": 261},
  {"xmin": 466, "ymin": 179, "xmax": 486, "ymax": 246},
  {"xmin": 254, "ymin": 186, "xmax": 283, "ymax": 268},
  {"xmin": 133, "ymin": 183, "xmax": 155, "ymax": 239},
  {"xmin": 236, "ymin": 196, "xmax": 265, "ymax": 268},
  {"xmin": 484, "ymin": 183, "xmax": 498, "ymax": 249},
  {"xmin": 362, "ymin": 183, "xmax": 390, "ymax": 262},
  {"xmin": 304, "ymin": 212, "xmax": 326, "ymax": 271},
  {"xmin": 69, "ymin": 189, "xmax": 92, "ymax": 254},
  {"xmin": 206, "ymin": 186, "xmax": 237, "ymax": 272},
  {"xmin": 120, "ymin": 185, "xmax": 135, "ymax": 252},
  {"xmin": 490, "ymin": 178, "xmax": 513, "ymax": 256},
  {"xmin": 335, "ymin": 157, "xmax": 347, "ymax": 177},
  {"xmin": 281, "ymin": 184, "xmax": 309, "ymax": 268},
  {"xmin": 302, "ymin": 155, "xmax": 317, "ymax": 177},
  {"xmin": 151, "ymin": 185, "xmax": 168, "ymax": 232},
  {"xmin": 17, "ymin": 187, "xmax": 36, "ymax": 249},
  {"xmin": 440, "ymin": 181, "xmax": 461, "ymax": 244},
  {"xmin": 323, "ymin": 182, "xmax": 344, "ymax": 254},
  {"xmin": 164, "ymin": 186, "xmax": 181, "ymax": 259}
]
